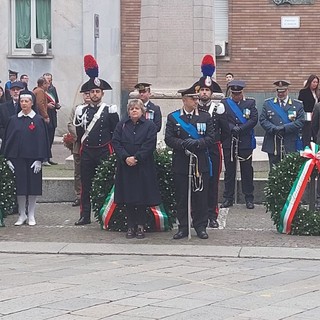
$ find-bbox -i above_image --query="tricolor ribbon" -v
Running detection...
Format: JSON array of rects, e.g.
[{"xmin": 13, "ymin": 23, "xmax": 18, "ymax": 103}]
[
  {"xmin": 278, "ymin": 143, "xmax": 320, "ymax": 234},
  {"xmin": 99, "ymin": 185, "xmax": 169, "ymax": 231}
]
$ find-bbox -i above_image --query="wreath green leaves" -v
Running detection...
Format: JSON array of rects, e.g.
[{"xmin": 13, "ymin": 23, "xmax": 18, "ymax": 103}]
[
  {"xmin": 264, "ymin": 153, "xmax": 320, "ymax": 236},
  {"xmin": 0, "ymin": 155, "xmax": 16, "ymax": 226},
  {"xmin": 91, "ymin": 148, "xmax": 176, "ymax": 231}
]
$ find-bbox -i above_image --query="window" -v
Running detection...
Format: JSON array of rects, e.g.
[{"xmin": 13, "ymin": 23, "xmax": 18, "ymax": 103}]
[
  {"xmin": 214, "ymin": 0, "xmax": 228, "ymax": 57},
  {"xmin": 11, "ymin": 0, "xmax": 51, "ymax": 55}
]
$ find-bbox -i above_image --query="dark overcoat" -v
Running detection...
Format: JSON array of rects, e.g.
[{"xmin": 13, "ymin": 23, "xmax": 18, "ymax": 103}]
[
  {"xmin": 112, "ymin": 116, "xmax": 161, "ymax": 206},
  {"xmin": 260, "ymin": 97, "xmax": 304, "ymax": 154}
]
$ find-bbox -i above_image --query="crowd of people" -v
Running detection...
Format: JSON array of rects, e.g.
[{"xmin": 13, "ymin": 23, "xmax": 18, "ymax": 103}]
[{"xmin": 1, "ymin": 55, "xmax": 320, "ymax": 236}]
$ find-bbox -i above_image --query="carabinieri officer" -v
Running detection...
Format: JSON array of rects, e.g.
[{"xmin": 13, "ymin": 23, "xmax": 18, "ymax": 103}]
[
  {"xmin": 165, "ymin": 83, "xmax": 215, "ymax": 239},
  {"xmin": 74, "ymin": 55, "xmax": 119, "ymax": 225}
]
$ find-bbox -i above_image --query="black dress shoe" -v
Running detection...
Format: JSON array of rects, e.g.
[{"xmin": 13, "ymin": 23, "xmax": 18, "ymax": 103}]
[
  {"xmin": 72, "ymin": 199, "xmax": 80, "ymax": 207},
  {"xmin": 220, "ymin": 199, "xmax": 233, "ymax": 208},
  {"xmin": 48, "ymin": 160, "xmax": 58, "ymax": 165},
  {"xmin": 126, "ymin": 228, "xmax": 135, "ymax": 239},
  {"xmin": 136, "ymin": 227, "xmax": 145, "ymax": 239},
  {"xmin": 197, "ymin": 230, "xmax": 209, "ymax": 239},
  {"xmin": 208, "ymin": 218, "xmax": 219, "ymax": 228},
  {"xmin": 173, "ymin": 230, "xmax": 188, "ymax": 240},
  {"xmin": 246, "ymin": 202, "xmax": 255, "ymax": 209},
  {"xmin": 75, "ymin": 217, "xmax": 91, "ymax": 225}
]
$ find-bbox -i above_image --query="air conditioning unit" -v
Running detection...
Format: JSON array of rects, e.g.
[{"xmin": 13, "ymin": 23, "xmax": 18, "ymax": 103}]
[
  {"xmin": 31, "ymin": 39, "xmax": 48, "ymax": 56},
  {"xmin": 215, "ymin": 41, "xmax": 227, "ymax": 57}
]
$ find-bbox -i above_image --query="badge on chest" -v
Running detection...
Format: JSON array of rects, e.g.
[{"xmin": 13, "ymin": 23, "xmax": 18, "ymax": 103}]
[{"xmin": 196, "ymin": 123, "xmax": 206, "ymax": 135}]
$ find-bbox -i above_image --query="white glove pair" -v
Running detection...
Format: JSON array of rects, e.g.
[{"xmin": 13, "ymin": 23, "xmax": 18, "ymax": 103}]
[{"xmin": 7, "ymin": 160, "xmax": 42, "ymax": 174}]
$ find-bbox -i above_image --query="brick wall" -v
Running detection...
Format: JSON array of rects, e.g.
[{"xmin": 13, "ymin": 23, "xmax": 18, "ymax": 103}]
[
  {"xmin": 121, "ymin": 0, "xmax": 141, "ymax": 92},
  {"xmin": 216, "ymin": 0, "xmax": 320, "ymax": 93}
]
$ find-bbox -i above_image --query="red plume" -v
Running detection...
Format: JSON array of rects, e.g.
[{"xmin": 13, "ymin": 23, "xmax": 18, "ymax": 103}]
[
  {"xmin": 201, "ymin": 54, "xmax": 216, "ymax": 77},
  {"xmin": 84, "ymin": 54, "xmax": 99, "ymax": 78}
]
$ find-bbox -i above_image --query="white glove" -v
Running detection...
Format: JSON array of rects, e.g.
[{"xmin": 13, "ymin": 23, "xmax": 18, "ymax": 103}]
[
  {"xmin": 6, "ymin": 160, "xmax": 15, "ymax": 173},
  {"xmin": 31, "ymin": 161, "xmax": 42, "ymax": 174}
]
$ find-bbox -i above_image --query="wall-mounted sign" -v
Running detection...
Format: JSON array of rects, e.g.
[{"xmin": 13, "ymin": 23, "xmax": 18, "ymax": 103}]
[
  {"xmin": 273, "ymin": 0, "xmax": 314, "ymax": 4},
  {"xmin": 281, "ymin": 16, "xmax": 300, "ymax": 28}
]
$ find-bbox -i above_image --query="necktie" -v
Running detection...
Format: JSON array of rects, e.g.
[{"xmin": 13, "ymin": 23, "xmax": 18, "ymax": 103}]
[
  {"xmin": 280, "ymin": 100, "xmax": 285, "ymax": 108},
  {"xmin": 186, "ymin": 114, "xmax": 192, "ymax": 122}
]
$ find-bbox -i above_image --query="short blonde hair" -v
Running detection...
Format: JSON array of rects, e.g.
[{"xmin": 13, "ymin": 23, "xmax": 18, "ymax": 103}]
[{"xmin": 127, "ymin": 98, "xmax": 146, "ymax": 115}]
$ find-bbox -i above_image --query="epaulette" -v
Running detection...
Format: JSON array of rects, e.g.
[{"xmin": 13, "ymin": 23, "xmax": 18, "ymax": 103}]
[
  {"xmin": 74, "ymin": 103, "xmax": 87, "ymax": 116},
  {"xmin": 108, "ymin": 104, "xmax": 118, "ymax": 113},
  {"xmin": 216, "ymin": 102, "xmax": 225, "ymax": 114}
]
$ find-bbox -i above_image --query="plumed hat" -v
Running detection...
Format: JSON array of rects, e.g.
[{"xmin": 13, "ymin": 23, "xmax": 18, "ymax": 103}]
[
  {"xmin": 198, "ymin": 55, "xmax": 222, "ymax": 93},
  {"xmin": 81, "ymin": 55, "xmax": 112, "ymax": 91}
]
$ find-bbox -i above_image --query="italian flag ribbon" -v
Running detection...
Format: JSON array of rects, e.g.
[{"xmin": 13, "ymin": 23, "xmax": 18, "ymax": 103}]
[
  {"xmin": 278, "ymin": 143, "xmax": 320, "ymax": 234},
  {"xmin": 99, "ymin": 185, "xmax": 169, "ymax": 231}
]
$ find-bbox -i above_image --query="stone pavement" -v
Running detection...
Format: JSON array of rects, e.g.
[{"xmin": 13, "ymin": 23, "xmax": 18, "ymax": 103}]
[
  {"xmin": 1, "ymin": 140, "xmax": 319, "ymax": 319},
  {"xmin": 1, "ymin": 204, "xmax": 320, "ymax": 319}
]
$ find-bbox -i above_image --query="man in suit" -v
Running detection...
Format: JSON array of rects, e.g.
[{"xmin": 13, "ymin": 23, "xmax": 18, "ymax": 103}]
[
  {"xmin": 260, "ymin": 80, "xmax": 304, "ymax": 170},
  {"xmin": 220, "ymin": 80, "xmax": 258, "ymax": 209},
  {"xmin": 43, "ymin": 73, "xmax": 61, "ymax": 165},
  {"xmin": 134, "ymin": 83, "xmax": 162, "ymax": 132},
  {"xmin": 165, "ymin": 83, "xmax": 215, "ymax": 239},
  {"xmin": 0, "ymin": 81, "xmax": 25, "ymax": 141},
  {"xmin": 4, "ymin": 70, "xmax": 18, "ymax": 101}
]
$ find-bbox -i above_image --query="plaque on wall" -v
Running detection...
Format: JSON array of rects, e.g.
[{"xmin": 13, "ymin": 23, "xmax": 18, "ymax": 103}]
[{"xmin": 273, "ymin": 0, "xmax": 314, "ymax": 4}]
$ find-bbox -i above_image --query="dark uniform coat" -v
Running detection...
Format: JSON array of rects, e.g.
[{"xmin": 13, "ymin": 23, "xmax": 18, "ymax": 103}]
[
  {"xmin": 221, "ymin": 97, "xmax": 258, "ymax": 150},
  {"xmin": 74, "ymin": 102, "xmax": 119, "ymax": 220},
  {"xmin": 145, "ymin": 100, "xmax": 162, "ymax": 132},
  {"xmin": 165, "ymin": 110, "xmax": 215, "ymax": 174},
  {"xmin": 220, "ymin": 97, "xmax": 258, "ymax": 203},
  {"xmin": 198, "ymin": 101, "xmax": 230, "ymax": 219},
  {"xmin": 260, "ymin": 97, "xmax": 304, "ymax": 155},
  {"xmin": 165, "ymin": 108, "xmax": 215, "ymax": 232},
  {"xmin": 1, "ymin": 111, "xmax": 51, "ymax": 195},
  {"xmin": 112, "ymin": 116, "xmax": 161, "ymax": 206}
]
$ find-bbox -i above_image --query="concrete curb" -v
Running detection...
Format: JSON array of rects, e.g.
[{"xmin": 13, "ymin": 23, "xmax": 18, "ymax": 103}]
[{"xmin": 1, "ymin": 242, "xmax": 320, "ymax": 260}]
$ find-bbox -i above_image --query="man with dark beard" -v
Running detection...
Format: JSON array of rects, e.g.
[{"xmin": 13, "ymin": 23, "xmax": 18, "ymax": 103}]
[{"xmin": 196, "ymin": 55, "xmax": 230, "ymax": 228}]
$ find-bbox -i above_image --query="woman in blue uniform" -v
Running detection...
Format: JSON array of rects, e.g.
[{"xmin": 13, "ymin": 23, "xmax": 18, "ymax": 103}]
[
  {"xmin": 1, "ymin": 90, "xmax": 50, "ymax": 226},
  {"xmin": 112, "ymin": 99, "xmax": 161, "ymax": 239}
]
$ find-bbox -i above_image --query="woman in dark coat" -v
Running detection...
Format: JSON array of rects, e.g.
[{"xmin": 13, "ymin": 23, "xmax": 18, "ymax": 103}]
[
  {"xmin": 0, "ymin": 90, "xmax": 51, "ymax": 226},
  {"xmin": 112, "ymin": 99, "xmax": 161, "ymax": 239},
  {"xmin": 298, "ymin": 74, "xmax": 319, "ymax": 147}
]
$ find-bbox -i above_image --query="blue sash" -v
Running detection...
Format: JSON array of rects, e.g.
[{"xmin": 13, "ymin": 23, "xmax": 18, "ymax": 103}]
[
  {"xmin": 172, "ymin": 110, "xmax": 200, "ymax": 138},
  {"xmin": 226, "ymin": 98, "xmax": 256, "ymax": 149},
  {"xmin": 227, "ymin": 98, "xmax": 246, "ymax": 124},
  {"xmin": 267, "ymin": 100, "xmax": 290, "ymax": 124},
  {"xmin": 267, "ymin": 100, "xmax": 302, "ymax": 151},
  {"xmin": 172, "ymin": 110, "xmax": 212, "ymax": 176}
]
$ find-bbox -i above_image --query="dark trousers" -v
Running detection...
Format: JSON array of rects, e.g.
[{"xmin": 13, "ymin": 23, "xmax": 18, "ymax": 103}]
[
  {"xmin": 80, "ymin": 148, "xmax": 109, "ymax": 220},
  {"xmin": 268, "ymin": 153, "xmax": 281, "ymax": 171},
  {"xmin": 223, "ymin": 148, "xmax": 254, "ymax": 202},
  {"xmin": 208, "ymin": 143, "xmax": 223, "ymax": 220},
  {"xmin": 302, "ymin": 121, "xmax": 312, "ymax": 148},
  {"xmin": 174, "ymin": 172, "xmax": 209, "ymax": 232},
  {"xmin": 126, "ymin": 205, "xmax": 147, "ymax": 228}
]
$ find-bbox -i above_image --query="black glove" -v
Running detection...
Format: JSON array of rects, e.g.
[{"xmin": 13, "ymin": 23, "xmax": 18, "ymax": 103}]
[
  {"xmin": 182, "ymin": 138, "xmax": 199, "ymax": 151},
  {"xmin": 231, "ymin": 125, "xmax": 241, "ymax": 135},
  {"xmin": 273, "ymin": 125, "xmax": 285, "ymax": 136}
]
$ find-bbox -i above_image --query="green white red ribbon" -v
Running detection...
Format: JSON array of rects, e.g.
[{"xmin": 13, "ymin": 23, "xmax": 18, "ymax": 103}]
[
  {"xmin": 278, "ymin": 143, "xmax": 320, "ymax": 234},
  {"xmin": 99, "ymin": 185, "xmax": 169, "ymax": 231}
]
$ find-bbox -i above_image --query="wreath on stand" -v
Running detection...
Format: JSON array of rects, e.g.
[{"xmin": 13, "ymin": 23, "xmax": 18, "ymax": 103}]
[
  {"xmin": 264, "ymin": 151, "xmax": 320, "ymax": 236},
  {"xmin": 91, "ymin": 148, "xmax": 176, "ymax": 232},
  {"xmin": 0, "ymin": 155, "xmax": 16, "ymax": 226}
]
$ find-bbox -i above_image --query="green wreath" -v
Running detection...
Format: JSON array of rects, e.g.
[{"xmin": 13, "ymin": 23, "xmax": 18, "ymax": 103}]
[
  {"xmin": 0, "ymin": 155, "xmax": 16, "ymax": 226},
  {"xmin": 264, "ymin": 152, "xmax": 320, "ymax": 236},
  {"xmin": 91, "ymin": 148, "xmax": 176, "ymax": 231}
]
